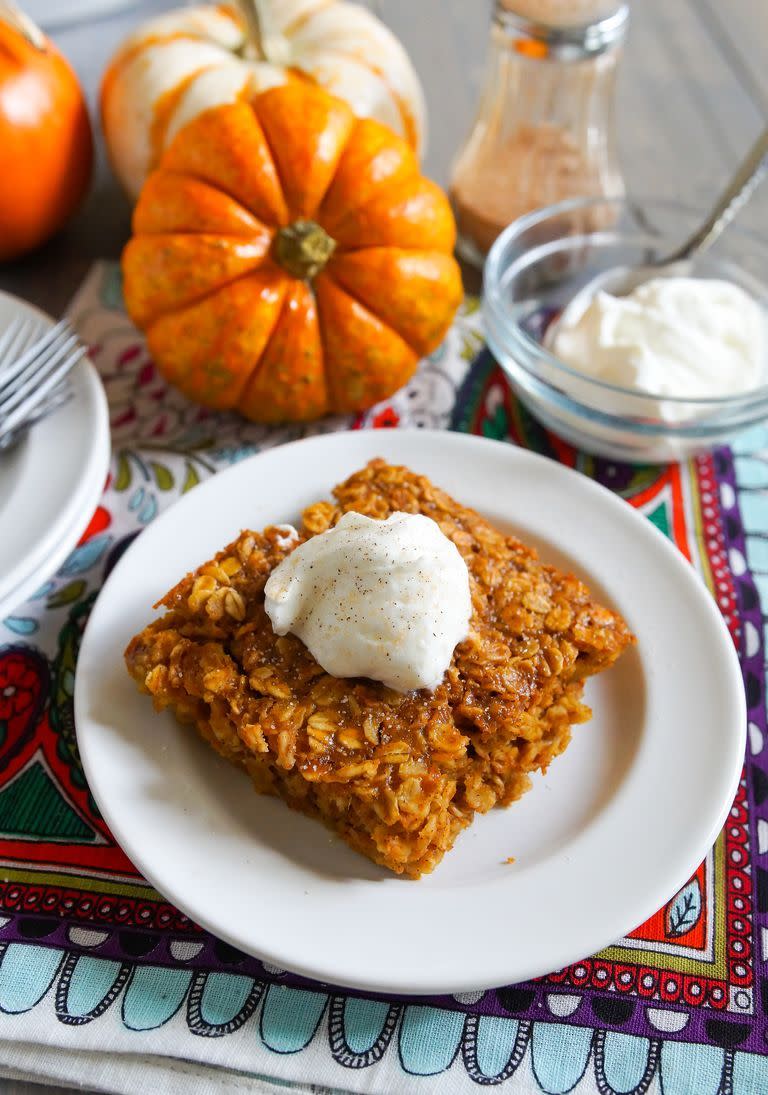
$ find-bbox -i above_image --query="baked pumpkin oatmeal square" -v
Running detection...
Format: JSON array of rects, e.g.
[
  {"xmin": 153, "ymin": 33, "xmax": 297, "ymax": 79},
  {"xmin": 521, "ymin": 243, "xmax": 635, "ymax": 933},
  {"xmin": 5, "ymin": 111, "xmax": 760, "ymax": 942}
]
[{"xmin": 125, "ymin": 459, "xmax": 634, "ymax": 877}]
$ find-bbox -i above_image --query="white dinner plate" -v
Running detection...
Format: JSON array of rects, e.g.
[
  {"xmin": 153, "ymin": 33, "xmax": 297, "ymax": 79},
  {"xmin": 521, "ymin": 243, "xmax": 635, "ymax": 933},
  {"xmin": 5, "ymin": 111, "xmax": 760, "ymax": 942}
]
[
  {"xmin": 75, "ymin": 430, "xmax": 745, "ymax": 994},
  {"xmin": 0, "ymin": 291, "xmax": 110, "ymax": 619}
]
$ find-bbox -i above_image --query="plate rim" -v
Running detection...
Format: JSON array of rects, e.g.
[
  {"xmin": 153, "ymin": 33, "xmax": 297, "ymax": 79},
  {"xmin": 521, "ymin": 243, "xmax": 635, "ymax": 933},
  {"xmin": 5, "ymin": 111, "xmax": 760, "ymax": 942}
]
[
  {"xmin": 0, "ymin": 290, "xmax": 111, "ymax": 606},
  {"xmin": 0, "ymin": 387, "xmax": 110, "ymax": 619},
  {"xmin": 74, "ymin": 429, "xmax": 746, "ymax": 994}
]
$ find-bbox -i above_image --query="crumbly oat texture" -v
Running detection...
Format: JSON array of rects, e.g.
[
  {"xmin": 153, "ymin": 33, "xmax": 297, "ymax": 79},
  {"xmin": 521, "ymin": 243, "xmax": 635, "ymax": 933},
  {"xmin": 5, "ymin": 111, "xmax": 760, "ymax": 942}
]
[{"xmin": 125, "ymin": 460, "xmax": 634, "ymax": 878}]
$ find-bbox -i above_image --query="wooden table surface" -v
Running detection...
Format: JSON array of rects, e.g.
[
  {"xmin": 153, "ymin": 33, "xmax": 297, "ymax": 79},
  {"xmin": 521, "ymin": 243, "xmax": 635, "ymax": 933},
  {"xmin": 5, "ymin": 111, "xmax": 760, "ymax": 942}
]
[{"xmin": 0, "ymin": 1, "xmax": 765, "ymax": 1091}]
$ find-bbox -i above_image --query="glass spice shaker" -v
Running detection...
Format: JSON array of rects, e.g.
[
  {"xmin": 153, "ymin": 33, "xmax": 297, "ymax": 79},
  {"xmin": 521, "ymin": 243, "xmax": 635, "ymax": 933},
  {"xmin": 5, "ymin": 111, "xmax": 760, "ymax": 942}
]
[{"xmin": 450, "ymin": 0, "xmax": 629, "ymax": 266}]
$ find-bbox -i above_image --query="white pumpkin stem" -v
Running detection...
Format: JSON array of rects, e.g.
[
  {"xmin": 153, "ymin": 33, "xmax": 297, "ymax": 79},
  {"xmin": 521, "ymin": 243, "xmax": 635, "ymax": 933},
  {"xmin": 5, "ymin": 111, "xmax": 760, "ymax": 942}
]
[
  {"xmin": 233, "ymin": 0, "xmax": 266, "ymax": 60},
  {"xmin": 0, "ymin": 0, "xmax": 47, "ymax": 49}
]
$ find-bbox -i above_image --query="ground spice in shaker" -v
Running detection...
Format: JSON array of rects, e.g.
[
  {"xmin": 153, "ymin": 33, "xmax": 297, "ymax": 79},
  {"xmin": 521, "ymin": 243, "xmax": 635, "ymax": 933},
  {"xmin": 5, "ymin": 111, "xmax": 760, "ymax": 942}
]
[{"xmin": 450, "ymin": 1, "xmax": 628, "ymax": 265}]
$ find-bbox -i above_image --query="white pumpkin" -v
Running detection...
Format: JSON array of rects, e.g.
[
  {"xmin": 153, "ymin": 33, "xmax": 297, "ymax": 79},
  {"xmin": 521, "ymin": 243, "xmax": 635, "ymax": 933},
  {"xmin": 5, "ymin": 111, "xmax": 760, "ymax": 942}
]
[{"xmin": 101, "ymin": 0, "xmax": 427, "ymax": 200}]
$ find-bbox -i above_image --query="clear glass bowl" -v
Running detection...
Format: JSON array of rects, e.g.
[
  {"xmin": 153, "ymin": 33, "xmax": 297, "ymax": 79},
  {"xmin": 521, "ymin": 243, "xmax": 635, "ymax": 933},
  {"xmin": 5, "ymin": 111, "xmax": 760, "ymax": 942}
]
[{"xmin": 483, "ymin": 196, "xmax": 768, "ymax": 462}]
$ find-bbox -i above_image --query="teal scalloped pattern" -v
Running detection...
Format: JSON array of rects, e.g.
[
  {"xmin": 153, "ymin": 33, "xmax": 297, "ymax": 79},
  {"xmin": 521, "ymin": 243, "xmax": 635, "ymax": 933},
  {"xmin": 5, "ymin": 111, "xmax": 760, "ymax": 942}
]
[{"xmin": 0, "ymin": 942, "xmax": 766, "ymax": 1092}]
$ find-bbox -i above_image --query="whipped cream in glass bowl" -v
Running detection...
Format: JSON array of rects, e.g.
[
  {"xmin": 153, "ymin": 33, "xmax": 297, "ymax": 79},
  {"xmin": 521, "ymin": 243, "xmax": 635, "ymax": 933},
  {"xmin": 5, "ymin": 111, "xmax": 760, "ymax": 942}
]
[
  {"xmin": 483, "ymin": 197, "xmax": 768, "ymax": 462},
  {"xmin": 264, "ymin": 511, "xmax": 472, "ymax": 693},
  {"xmin": 548, "ymin": 276, "xmax": 766, "ymax": 421}
]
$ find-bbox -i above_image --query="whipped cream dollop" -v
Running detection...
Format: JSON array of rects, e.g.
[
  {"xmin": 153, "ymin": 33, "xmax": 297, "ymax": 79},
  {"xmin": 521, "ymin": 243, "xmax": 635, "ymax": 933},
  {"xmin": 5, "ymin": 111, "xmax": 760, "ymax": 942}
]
[
  {"xmin": 264, "ymin": 511, "xmax": 472, "ymax": 693},
  {"xmin": 549, "ymin": 277, "xmax": 766, "ymax": 404}
]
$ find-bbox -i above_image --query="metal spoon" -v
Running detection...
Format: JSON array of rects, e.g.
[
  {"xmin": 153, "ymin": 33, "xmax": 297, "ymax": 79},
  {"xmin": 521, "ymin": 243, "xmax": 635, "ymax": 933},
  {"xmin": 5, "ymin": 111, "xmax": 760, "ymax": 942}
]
[{"xmin": 555, "ymin": 125, "xmax": 768, "ymax": 322}]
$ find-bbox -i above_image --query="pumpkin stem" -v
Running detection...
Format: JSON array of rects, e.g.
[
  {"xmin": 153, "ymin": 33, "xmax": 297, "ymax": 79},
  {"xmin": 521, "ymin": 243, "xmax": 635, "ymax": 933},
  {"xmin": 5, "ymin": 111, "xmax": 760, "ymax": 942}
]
[
  {"xmin": 0, "ymin": 1, "xmax": 46, "ymax": 49},
  {"xmin": 274, "ymin": 220, "xmax": 337, "ymax": 280},
  {"xmin": 233, "ymin": 0, "xmax": 265, "ymax": 60}
]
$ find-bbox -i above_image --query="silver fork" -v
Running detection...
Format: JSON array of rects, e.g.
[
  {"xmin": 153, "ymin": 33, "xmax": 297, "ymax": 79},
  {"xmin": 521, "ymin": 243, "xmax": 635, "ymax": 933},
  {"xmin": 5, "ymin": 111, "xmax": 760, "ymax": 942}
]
[
  {"xmin": 0, "ymin": 318, "xmax": 86, "ymax": 450},
  {"xmin": 0, "ymin": 385, "xmax": 75, "ymax": 453}
]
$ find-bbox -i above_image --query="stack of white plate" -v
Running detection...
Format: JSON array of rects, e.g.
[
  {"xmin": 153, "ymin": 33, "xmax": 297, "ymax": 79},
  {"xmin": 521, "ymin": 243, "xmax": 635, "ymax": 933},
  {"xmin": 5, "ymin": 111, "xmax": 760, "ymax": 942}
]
[{"xmin": 0, "ymin": 291, "xmax": 111, "ymax": 622}]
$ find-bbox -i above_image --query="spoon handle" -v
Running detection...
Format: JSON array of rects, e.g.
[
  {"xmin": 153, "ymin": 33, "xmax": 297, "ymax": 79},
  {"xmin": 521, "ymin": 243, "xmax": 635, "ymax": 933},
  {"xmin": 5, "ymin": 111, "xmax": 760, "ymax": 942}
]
[{"xmin": 664, "ymin": 126, "xmax": 768, "ymax": 264}]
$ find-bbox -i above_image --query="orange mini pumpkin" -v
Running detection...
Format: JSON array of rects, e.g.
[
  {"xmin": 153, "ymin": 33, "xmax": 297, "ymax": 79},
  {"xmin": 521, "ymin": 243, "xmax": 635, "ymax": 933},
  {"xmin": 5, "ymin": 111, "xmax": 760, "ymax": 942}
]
[
  {"xmin": 0, "ymin": 3, "xmax": 92, "ymax": 262},
  {"xmin": 121, "ymin": 82, "xmax": 462, "ymax": 422}
]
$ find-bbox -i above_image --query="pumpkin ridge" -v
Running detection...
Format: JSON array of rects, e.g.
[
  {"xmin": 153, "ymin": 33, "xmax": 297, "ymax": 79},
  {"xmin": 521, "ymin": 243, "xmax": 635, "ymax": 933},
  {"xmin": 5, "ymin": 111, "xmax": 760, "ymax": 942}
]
[
  {"xmin": 328, "ymin": 247, "xmax": 462, "ymax": 357},
  {"xmin": 321, "ymin": 261, "xmax": 423, "ymax": 358},
  {"xmin": 239, "ymin": 280, "xmax": 328, "ymax": 421},
  {"xmin": 134, "ymin": 172, "xmax": 269, "ymax": 237},
  {"xmin": 312, "ymin": 273, "xmax": 335, "ymax": 404},
  {"xmin": 146, "ymin": 267, "xmax": 288, "ymax": 410},
  {"xmin": 244, "ymin": 98, "xmax": 293, "ymax": 217},
  {"xmin": 158, "ymin": 102, "xmax": 289, "ymax": 226},
  {"xmin": 314, "ymin": 273, "xmax": 418, "ymax": 411},
  {"xmin": 313, "ymin": 272, "xmax": 342, "ymax": 409},
  {"xmin": 165, "ymin": 166, "xmax": 278, "ymax": 229},
  {"xmin": 100, "ymin": 31, "xmax": 231, "ymax": 114},
  {"xmin": 141, "ymin": 230, "xmax": 273, "ymax": 245},
  {"xmin": 325, "ymin": 175, "xmax": 455, "ymax": 252},
  {"xmin": 279, "ymin": 0, "xmax": 337, "ymax": 38},
  {"xmin": 305, "ymin": 46, "xmax": 419, "ymax": 150},
  {"xmin": 111, "ymin": 30, "xmax": 232, "ymax": 65},
  {"xmin": 233, "ymin": 268, "xmax": 292, "ymax": 400},
  {"xmin": 316, "ymin": 118, "xmax": 419, "ymax": 236},
  {"xmin": 252, "ymin": 86, "xmax": 355, "ymax": 220},
  {"xmin": 150, "ymin": 65, "xmax": 214, "ymax": 169},
  {"xmin": 124, "ymin": 242, "xmax": 275, "ymax": 328}
]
